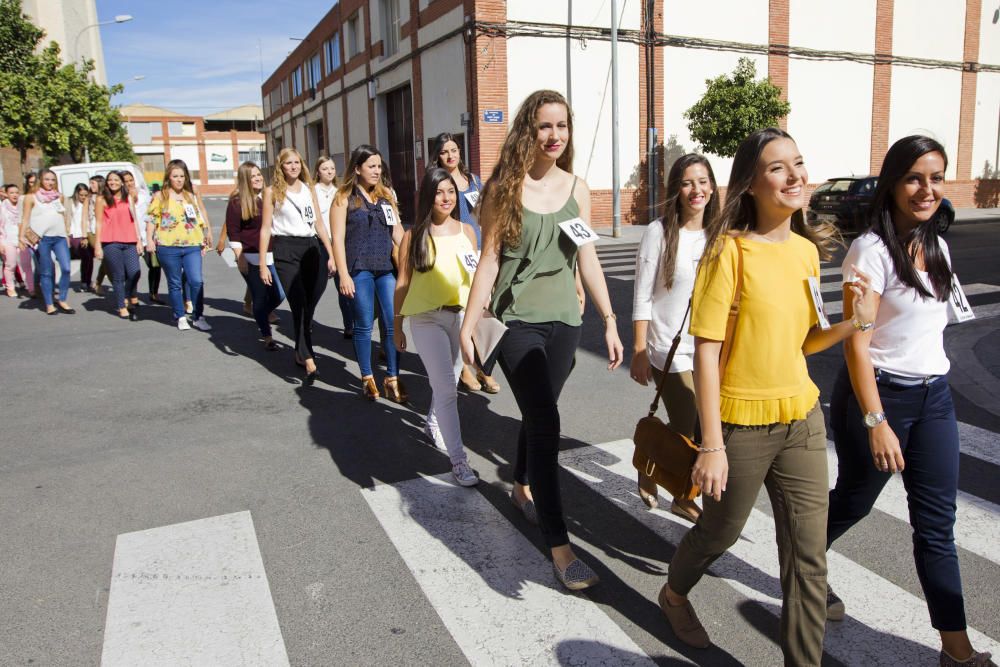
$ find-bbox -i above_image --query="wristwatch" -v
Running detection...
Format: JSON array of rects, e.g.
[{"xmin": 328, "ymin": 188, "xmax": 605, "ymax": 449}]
[
  {"xmin": 863, "ymin": 411, "xmax": 886, "ymax": 428},
  {"xmin": 852, "ymin": 318, "xmax": 875, "ymax": 332}
]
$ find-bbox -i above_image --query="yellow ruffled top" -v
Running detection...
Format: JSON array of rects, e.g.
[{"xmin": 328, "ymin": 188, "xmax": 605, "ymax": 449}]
[{"xmin": 690, "ymin": 234, "xmax": 822, "ymax": 426}]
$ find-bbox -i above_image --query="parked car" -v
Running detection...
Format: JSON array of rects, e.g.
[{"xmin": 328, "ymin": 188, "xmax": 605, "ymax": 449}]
[
  {"xmin": 50, "ymin": 162, "xmax": 149, "ymax": 196},
  {"xmin": 807, "ymin": 175, "xmax": 955, "ymax": 234}
]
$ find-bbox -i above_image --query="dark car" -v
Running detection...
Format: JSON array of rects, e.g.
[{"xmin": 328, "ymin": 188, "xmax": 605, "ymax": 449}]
[{"xmin": 807, "ymin": 176, "xmax": 955, "ymax": 234}]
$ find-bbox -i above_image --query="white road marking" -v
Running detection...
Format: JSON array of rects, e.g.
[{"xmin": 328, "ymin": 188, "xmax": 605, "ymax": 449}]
[
  {"xmin": 101, "ymin": 511, "xmax": 289, "ymax": 667},
  {"xmin": 362, "ymin": 473, "xmax": 661, "ymax": 666},
  {"xmin": 559, "ymin": 440, "xmax": 1000, "ymax": 667}
]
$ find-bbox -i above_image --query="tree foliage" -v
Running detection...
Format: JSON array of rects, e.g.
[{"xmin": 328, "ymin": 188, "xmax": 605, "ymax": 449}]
[
  {"xmin": 683, "ymin": 58, "xmax": 791, "ymax": 158},
  {"xmin": 0, "ymin": 0, "xmax": 134, "ymax": 167}
]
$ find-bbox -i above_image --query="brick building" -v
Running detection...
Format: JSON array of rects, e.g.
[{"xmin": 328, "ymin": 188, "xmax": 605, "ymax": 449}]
[{"xmin": 261, "ymin": 0, "xmax": 1000, "ymax": 225}]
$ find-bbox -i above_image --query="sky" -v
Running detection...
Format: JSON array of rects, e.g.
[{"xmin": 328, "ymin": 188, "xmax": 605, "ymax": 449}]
[{"xmin": 97, "ymin": 0, "xmax": 337, "ymax": 115}]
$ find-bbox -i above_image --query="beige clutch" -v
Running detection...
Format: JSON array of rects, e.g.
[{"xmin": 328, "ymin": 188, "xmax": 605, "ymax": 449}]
[{"xmin": 472, "ymin": 312, "xmax": 508, "ymax": 365}]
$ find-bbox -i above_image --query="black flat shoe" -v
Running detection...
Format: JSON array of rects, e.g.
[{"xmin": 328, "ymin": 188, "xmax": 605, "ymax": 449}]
[
  {"xmin": 303, "ymin": 370, "xmax": 319, "ymax": 386},
  {"xmin": 128, "ymin": 307, "xmax": 138, "ymax": 322},
  {"xmin": 264, "ymin": 339, "xmax": 279, "ymax": 351},
  {"xmin": 56, "ymin": 303, "xmax": 75, "ymax": 314}
]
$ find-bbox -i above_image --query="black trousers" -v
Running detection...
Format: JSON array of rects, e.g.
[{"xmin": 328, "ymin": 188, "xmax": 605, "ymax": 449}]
[
  {"xmin": 144, "ymin": 251, "xmax": 161, "ymax": 295},
  {"xmin": 497, "ymin": 320, "xmax": 581, "ymax": 549},
  {"xmin": 272, "ymin": 236, "xmax": 328, "ymax": 361}
]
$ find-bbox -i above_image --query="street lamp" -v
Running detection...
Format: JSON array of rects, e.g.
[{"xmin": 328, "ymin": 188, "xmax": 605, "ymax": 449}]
[{"xmin": 73, "ymin": 14, "xmax": 134, "ymax": 66}]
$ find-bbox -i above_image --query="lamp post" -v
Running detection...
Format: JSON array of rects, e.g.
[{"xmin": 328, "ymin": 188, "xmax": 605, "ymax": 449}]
[{"xmin": 72, "ymin": 14, "xmax": 133, "ymax": 66}]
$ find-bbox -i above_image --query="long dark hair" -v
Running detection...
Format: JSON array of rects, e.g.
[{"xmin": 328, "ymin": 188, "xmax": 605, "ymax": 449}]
[
  {"xmin": 102, "ymin": 170, "xmax": 129, "ymax": 207},
  {"xmin": 660, "ymin": 154, "xmax": 719, "ymax": 288},
  {"xmin": 431, "ymin": 132, "xmax": 472, "ymax": 182},
  {"xmin": 409, "ymin": 168, "xmax": 461, "ymax": 272},
  {"xmin": 335, "ymin": 144, "xmax": 397, "ymax": 216},
  {"xmin": 703, "ymin": 127, "xmax": 839, "ymax": 265},
  {"xmin": 868, "ymin": 135, "xmax": 952, "ymax": 301}
]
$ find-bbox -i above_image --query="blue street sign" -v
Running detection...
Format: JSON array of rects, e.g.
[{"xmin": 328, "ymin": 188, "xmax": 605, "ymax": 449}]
[{"xmin": 483, "ymin": 110, "xmax": 504, "ymax": 124}]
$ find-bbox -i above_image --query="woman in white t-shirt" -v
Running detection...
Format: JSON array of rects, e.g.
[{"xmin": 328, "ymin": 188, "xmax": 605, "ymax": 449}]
[
  {"xmin": 827, "ymin": 136, "xmax": 993, "ymax": 667},
  {"xmin": 630, "ymin": 154, "xmax": 716, "ymax": 523},
  {"xmin": 314, "ymin": 155, "xmax": 354, "ymax": 339}
]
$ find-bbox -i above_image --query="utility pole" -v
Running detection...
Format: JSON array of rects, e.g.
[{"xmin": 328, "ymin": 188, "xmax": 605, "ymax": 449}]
[{"xmin": 611, "ymin": 0, "xmax": 621, "ymax": 237}]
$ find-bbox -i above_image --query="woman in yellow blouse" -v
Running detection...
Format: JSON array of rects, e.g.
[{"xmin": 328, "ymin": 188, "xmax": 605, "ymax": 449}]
[
  {"xmin": 145, "ymin": 160, "xmax": 213, "ymax": 331},
  {"xmin": 656, "ymin": 128, "xmax": 877, "ymax": 666}
]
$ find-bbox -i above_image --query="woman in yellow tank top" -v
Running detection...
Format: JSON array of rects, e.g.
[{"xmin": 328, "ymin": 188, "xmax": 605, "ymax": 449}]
[{"xmin": 393, "ymin": 168, "xmax": 480, "ymax": 488}]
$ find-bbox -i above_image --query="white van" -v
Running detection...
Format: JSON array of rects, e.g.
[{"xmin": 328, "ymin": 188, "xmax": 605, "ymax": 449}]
[{"xmin": 50, "ymin": 162, "xmax": 149, "ymax": 196}]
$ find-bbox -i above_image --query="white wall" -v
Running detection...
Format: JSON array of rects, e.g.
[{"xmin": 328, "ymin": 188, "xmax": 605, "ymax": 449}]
[
  {"xmin": 326, "ymin": 99, "xmax": 346, "ymax": 156},
  {"xmin": 420, "ymin": 36, "xmax": 468, "ymax": 141},
  {"xmin": 169, "ymin": 145, "xmax": 201, "ymax": 175},
  {"xmin": 893, "ymin": 0, "xmax": 965, "ymax": 61},
  {"xmin": 347, "ymin": 87, "xmax": 371, "ymax": 150},
  {"xmin": 663, "ymin": 0, "xmax": 768, "ymax": 42},
  {"xmin": 888, "ymin": 66, "xmax": 963, "ymax": 179},
  {"xmin": 973, "ymin": 72, "xmax": 1000, "ymax": 177},
  {"xmin": 506, "ymin": 35, "xmax": 641, "ymax": 193},
  {"xmin": 507, "ymin": 0, "xmax": 641, "ymax": 30},
  {"xmin": 790, "ymin": 0, "xmax": 875, "ymax": 53}
]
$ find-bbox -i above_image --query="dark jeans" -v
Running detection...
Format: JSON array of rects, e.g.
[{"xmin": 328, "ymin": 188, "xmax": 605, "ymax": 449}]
[
  {"xmin": 69, "ymin": 237, "xmax": 94, "ymax": 286},
  {"xmin": 272, "ymin": 237, "xmax": 328, "ymax": 361},
  {"xmin": 497, "ymin": 320, "xmax": 581, "ymax": 549},
  {"xmin": 350, "ymin": 269, "xmax": 397, "ymax": 377},
  {"xmin": 241, "ymin": 263, "xmax": 285, "ymax": 337},
  {"xmin": 157, "ymin": 245, "xmax": 203, "ymax": 320},
  {"xmin": 102, "ymin": 242, "xmax": 141, "ymax": 310},
  {"xmin": 35, "ymin": 236, "xmax": 71, "ymax": 306},
  {"xmin": 144, "ymin": 251, "xmax": 161, "ymax": 296},
  {"xmin": 827, "ymin": 365, "xmax": 966, "ymax": 631}
]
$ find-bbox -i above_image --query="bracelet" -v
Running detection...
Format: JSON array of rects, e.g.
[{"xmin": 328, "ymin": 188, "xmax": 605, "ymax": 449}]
[
  {"xmin": 696, "ymin": 445, "xmax": 726, "ymax": 453},
  {"xmin": 602, "ymin": 312, "xmax": 617, "ymax": 323},
  {"xmin": 852, "ymin": 317, "xmax": 874, "ymax": 332}
]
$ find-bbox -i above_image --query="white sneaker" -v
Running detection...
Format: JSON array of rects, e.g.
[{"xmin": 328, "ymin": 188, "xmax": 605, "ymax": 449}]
[
  {"xmin": 190, "ymin": 317, "xmax": 212, "ymax": 331},
  {"xmin": 452, "ymin": 461, "xmax": 479, "ymax": 487},
  {"xmin": 423, "ymin": 421, "xmax": 447, "ymax": 451},
  {"xmin": 177, "ymin": 317, "xmax": 191, "ymax": 331}
]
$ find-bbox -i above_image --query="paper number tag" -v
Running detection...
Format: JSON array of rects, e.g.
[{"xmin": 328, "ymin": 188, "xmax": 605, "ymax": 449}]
[
  {"xmin": 183, "ymin": 203, "xmax": 197, "ymax": 221},
  {"xmin": 464, "ymin": 190, "xmax": 480, "ymax": 208},
  {"xmin": 557, "ymin": 218, "xmax": 599, "ymax": 246},
  {"xmin": 303, "ymin": 204, "xmax": 316, "ymax": 226},
  {"xmin": 806, "ymin": 276, "xmax": 832, "ymax": 330},
  {"xmin": 381, "ymin": 203, "xmax": 397, "ymax": 226},
  {"xmin": 459, "ymin": 251, "xmax": 479, "ymax": 275},
  {"xmin": 947, "ymin": 274, "xmax": 975, "ymax": 323}
]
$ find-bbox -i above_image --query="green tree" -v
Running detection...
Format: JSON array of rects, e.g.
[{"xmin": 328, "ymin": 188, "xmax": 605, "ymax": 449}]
[
  {"xmin": 0, "ymin": 0, "xmax": 42, "ymax": 75},
  {"xmin": 683, "ymin": 58, "xmax": 791, "ymax": 158}
]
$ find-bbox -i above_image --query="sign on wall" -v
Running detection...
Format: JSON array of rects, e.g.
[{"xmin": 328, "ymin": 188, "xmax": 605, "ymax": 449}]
[{"xmin": 483, "ymin": 110, "xmax": 504, "ymax": 124}]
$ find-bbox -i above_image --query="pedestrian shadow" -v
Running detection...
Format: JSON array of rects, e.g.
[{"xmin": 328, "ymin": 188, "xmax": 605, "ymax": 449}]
[{"xmin": 554, "ymin": 638, "xmax": 704, "ymax": 666}]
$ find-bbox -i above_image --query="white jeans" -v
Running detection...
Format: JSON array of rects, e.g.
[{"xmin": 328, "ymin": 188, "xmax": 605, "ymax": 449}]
[{"xmin": 408, "ymin": 309, "xmax": 467, "ymax": 465}]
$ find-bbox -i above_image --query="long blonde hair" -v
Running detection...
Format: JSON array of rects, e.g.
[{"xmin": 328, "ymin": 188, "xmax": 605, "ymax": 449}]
[
  {"xmin": 230, "ymin": 161, "xmax": 263, "ymax": 220},
  {"xmin": 334, "ymin": 144, "xmax": 398, "ymax": 218},
  {"xmin": 272, "ymin": 147, "xmax": 313, "ymax": 207},
  {"xmin": 482, "ymin": 90, "xmax": 574, "ymax": 249},
  {"xmin": 313, "ymin": 155, "xmax": 338, "ymax": 187}
]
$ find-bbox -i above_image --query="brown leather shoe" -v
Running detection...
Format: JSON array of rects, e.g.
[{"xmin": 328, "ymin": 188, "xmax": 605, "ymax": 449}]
[
  {"xmin": 669, "ymin": 498, "xmax": 702, "ymax": 524},
  {"xmin": 477, "ymin": 370, "xmax": 501, "ymax": 394},
  {"xmin": 383, "ymin": 376, "xmax": 408, "ymax": 403},
  {"xmin": 362, "ymin": 375, "xmax": 379, "ymax": 401},
  {"xmin": 638, "ymin": 471, "xmax": 659, "ymax": 509},
  {"xmin": 658, "ymin": 584, "xmax": 710, "ymax": 649},
  {"xmin": 458, "ymin": 365, "xmax": 481, "ymax": 391}
]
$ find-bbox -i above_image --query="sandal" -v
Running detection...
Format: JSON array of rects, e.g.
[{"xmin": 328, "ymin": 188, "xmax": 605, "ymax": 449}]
[
  {"xmin": 362, "ymin": 375, "xmax": 380, "ymax": 401},
  {"xmin": 638, "ymin": 471, "xmax": 659, "ymax": 510},
  {"xmin": 383, "ymin": 376, "xmax": 408, "ymax": 404},
  {"xmin": 477, "ymin": 370, "xmax": 501, "ymax": 394},
  {"xmin": 669, "ymin": 498, "xmax": 702, "ymax": 524},
  {"xmin": 458, "ymin": 365, "xmax": 481, "ymax": 391},
  {"xmin": 264, "ymin": 339, "xmax": 279, "ymax": 351}
]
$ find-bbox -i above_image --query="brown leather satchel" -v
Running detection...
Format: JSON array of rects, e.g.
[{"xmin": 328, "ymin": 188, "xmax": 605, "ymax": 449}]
[{"xmin": 631, "ymin": 239, "xmax": 744, "ymax": 501}]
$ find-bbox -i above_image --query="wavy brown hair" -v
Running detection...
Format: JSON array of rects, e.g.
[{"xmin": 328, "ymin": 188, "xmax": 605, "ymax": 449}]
[
  {"xmin": 702, "ymin": 127, "xmax": 839, "ymax": 266},
  {"xmin": 334, "ymin": 144, "xmax": 398, "ymax": 218},
  {"xmin": 158, "ymin": 159, "xmax": 197, "ymax": 207},
  {"xmin": 271, "ymin": 147, "xmax": 313, "ymax": 207},
  {"xmin": 230, "ymin": 161, "xmax": 264, "ymax": 221},
  {"xmin": 660, "ymin": 154, "xmax": 719, "ymax": 288},
  {"xmin": 481, "ymin": 90, "xmax": 574, "ymax": 249}
]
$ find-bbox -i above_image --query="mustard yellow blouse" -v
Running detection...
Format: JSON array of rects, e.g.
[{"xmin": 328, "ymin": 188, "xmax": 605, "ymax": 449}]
[
  {"xmin": 145, "ymin": 195, "xmax": 206, "ymax": 247},
  {"xmin": 690, "ymin": 234, "xmax": 820, "ymax": 425}
]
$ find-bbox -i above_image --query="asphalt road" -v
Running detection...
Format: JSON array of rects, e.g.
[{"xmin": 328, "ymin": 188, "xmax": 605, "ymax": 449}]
[{"xmin": 2, "ymin": 203, "xmax": 998, "ymax": 666}]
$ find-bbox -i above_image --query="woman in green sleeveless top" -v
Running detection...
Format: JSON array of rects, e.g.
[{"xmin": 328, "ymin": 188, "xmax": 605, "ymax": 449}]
[{"xmin": 459, "ymin": 90, "xmax": 624, "ymax": 591}]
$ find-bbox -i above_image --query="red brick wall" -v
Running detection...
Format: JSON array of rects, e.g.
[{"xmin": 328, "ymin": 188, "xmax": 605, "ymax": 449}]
[
  {"xmin": 768, "ymin": 0, "xmax": 790, "ymax": 130},
  {"xmin": 471, "ymin": 0, "xmax": 508, "ymax": 180},
  {"xmin": 870, "ymin": 0, "xmax": 894, "ymax": 174},
  {"xmin": 590, "ymin": 188, "xmax": 639, "ymax": 229},
  {"xmin": 957, "ymin": 0, "xmax": 982, "ymax": 181},
  {"xmin": 635, "ymin": 0, "xmax": 665, "ymax": 224}
]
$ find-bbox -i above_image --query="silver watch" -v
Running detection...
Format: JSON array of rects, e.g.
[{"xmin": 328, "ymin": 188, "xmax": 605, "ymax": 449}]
[{"xmin": 863, "ymin": 411, "xmax": 886, "ymax": 428}]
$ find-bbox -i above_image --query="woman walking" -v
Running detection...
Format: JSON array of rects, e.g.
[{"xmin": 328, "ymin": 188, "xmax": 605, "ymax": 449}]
[
  {"xmin": 122, "ymin": 170, "xmax": 160, "ymax": 304},
  {"xmin": 258, "ymin": 148, "xmax": 335, "ymax": 384},
  {"xmin": 145, "ymin": 160, "xmax": 213, "ymax": 331},
  {"xmin": 331, "ymin": 145, "xmax": 407, "ymax": 402},
  {"xmin": 630, "ymin": 153, "xmax": 717, "ymax": 522},
  {"xmin": 226, "ymin": 161, "xmax": 285, "ymax": 351},
  {"xmin": 459, "ymin": 90, "xmax": 624, "ymax": 590},
  {"xmin": 656, "ymin": 128, "xmax": 876, "ymax": 666},
  {"xmin": 314, "ymin": 155, "xmax": 354, "ymax": 339},
  {"xmin": 431, "ymin": 132, "xmax": 500, "ymax": 393},
  {"xmin": 68, "ymin": 183, "xmax": 95, "ymax": 292},
  {"xmin": 826, "ymin": 136, "xmax": 995, "ymax": 667},
  {"xmin": 1, "ymin": 184, "xmax": 33, "ymax": 298},
  {"xmin": 94, "ymin": 171, "xmax": 143, "ymax": 320},
  {"xmin": 18, "ymin": 169, "xmax": 74, "ymax": 314},
  {"xmin": 393, "ymin": 168, "xmax": 480, "ymax": 486}
]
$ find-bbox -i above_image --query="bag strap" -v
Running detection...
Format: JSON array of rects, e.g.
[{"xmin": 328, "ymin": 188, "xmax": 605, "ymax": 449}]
[{"xmin": 647, "ymin": 300, "xmax": 691, "ymax": 418}]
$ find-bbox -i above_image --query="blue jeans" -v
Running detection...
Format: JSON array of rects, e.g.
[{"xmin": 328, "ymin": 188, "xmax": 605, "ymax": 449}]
[
  {"xmin": 333, "ymin": 272, "xmax": 354, "ymax": 333},
  {"xmin": 827, "ymin": 365, "xmax": 966, "ymax": 631},
  {"xmin": 241, "ymin": 263, "xmax": 285, "ymax": 337},
  {"xmin": 35, "ymin": 236, "xmax": 71, "ymax": 307},
  {"xmin": 102, "ymin": 242, "xmax": 141, "ymax": 310},
  {"xmin": 157, "ymin": 245, "xmax": 204, "ymax": 321},
  {"xmin": 350, "ymin": 269, "xmax": 397, "ymax": 377}
]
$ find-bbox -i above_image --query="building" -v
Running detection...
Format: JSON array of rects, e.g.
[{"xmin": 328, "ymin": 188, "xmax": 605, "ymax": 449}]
[
  {"xmin": 120, "ymin": 104, "xmax": 267, "ymax": 195},
  {"xmin": 21, "ymin": 0, "xmax": 109, "ymax": 84},
  {"xmin": 261, "ymin": 0, "xmax": 1000, "ymax": 225}
]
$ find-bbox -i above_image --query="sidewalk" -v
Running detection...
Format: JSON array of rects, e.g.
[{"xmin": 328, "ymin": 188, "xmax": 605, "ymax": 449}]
[{"xmin": 956, "ymin": 207, "xmax": 1000, "ymax": 224}]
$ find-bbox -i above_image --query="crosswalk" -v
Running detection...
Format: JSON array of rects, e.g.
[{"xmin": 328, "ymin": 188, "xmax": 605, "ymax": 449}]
[{"xmin": 597, "ymin": 242, "xmax": 1000, "ymax": 322}]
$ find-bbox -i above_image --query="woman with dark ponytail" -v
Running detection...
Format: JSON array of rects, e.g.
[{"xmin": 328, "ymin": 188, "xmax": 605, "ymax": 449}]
[{"xmin": 826, "ymin": 136, "xmax": 994, "ymax": 667}]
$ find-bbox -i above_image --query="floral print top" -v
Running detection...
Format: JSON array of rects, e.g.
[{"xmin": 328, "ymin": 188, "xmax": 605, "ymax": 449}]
[{"xmin": 145, "ymin": 195, "xmax": 206, "ymax": 247}]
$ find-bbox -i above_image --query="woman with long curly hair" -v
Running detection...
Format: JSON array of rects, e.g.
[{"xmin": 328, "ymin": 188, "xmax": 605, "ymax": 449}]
[
  {"xmin": 459, "ymin": 90, "xmax": 624, "ymax": 590},
  {"xmin": 630, "ymin": 154, "xmax": 719, "ymax": 522},
  {"xmin": 657, "ymin": 128, "xmax": 876, "ymax": 665}
]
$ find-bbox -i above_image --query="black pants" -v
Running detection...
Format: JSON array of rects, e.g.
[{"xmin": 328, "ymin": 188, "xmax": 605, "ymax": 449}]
[
  {"xmin": 272, "ymin": 236, "xmax": 328, "ymax": 361},
  {"xmin": 144, "ymin": 252, "xmax": 161, "ymax": 296},
  {"xmin": 497, "ymin": 320, "xmax": 581, "ymax": 549}
]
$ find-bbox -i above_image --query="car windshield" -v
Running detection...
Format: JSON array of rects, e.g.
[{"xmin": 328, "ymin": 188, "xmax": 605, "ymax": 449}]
[
  {"xmin": 826, "ymin": 180, "xmax": 855, "ymax": 192},
  {"xmin": 813, "ymin": 183, "xmax": 832, "ymax": 194}
]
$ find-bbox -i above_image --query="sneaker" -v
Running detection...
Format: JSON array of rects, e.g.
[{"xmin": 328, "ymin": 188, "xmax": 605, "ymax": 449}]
[
  {"xmin": 826, "ymin": 584, "xmax": 845, "ymax": 622},
  {"xmin": 940, "ymin": 650, "xmax": 996, "ymax": 667},
  {"xmin": 452, "ymin": 461, "xmax": 479, "ymax": 487},
  {"xmin": 658, "ymin": 584, "xmax": 710, "ymax": 648},
  {"xmin": 190, "ymin": 317, "xmax": 212, "ymax": 331},
  {"xmin": 177, "ymin": 317, "xmax": 191, "ymax": 331},
  {"xmin": 553, "ymin": 558, "xmax": 599, "ymax": 591},
  {"xmin": 423, "ymin": 421, "xmax": 447, "ymax": 451}
]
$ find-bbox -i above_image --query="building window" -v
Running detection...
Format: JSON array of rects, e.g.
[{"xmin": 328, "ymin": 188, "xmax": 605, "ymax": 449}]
[
  {"xmin": 291, "ymin": 67, "xmax": 303, "ymax": 97},
  {"xmin": 280, "ymin": 79, "xmax": 289, "ymax": 106},
  {"xmin": 324, "ymin": 32, "xmax": 341, "ymax": 73},
  {"xmin": 346, "ymin": 12, "xmax": 362, "ymax": 58},
  {"xmin": 239, "ymin": 148, "xmax": 268, "ymax": 168},
  {"xmin": 269, "ymin": 88, "xmax": 281, "ymax": 112},
  {"xmin": 308, "ymin": 54, "xmax": 321, "ymax": 89},
  {"xmin": 167, "ymin": 122, "xmax": 183, "ymax": 135},
  {"xmin": 125, "ymin": 122, "xmax": 157, "ymax": 143},
  {"xmin": 138, "ymin": 153, "xmax": 164, "ymax": 174},
  {"xmin": 380, "ymin": 0, "xmax": 399, "ymax": 57}
]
